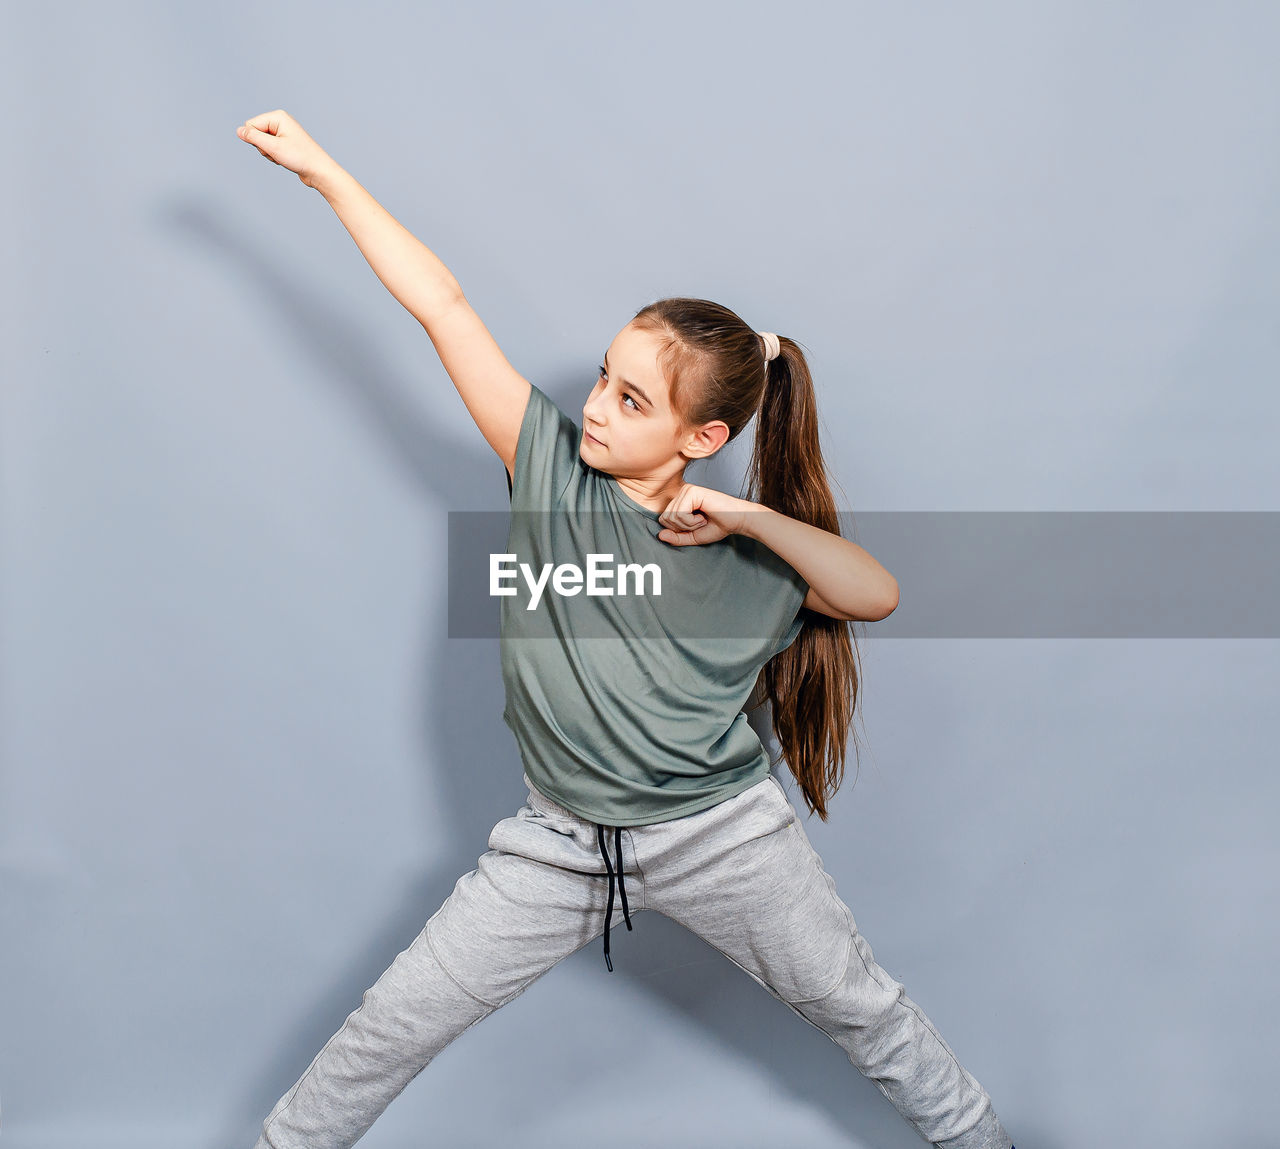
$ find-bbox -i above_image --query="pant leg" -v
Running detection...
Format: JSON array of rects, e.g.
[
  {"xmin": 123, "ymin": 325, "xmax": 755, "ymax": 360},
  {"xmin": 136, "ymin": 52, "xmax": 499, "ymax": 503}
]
[
  {"xmin": 638, "ymin": 774, "xmax": 1012, "ymax": 1149},
  {"xmin": 253, "ymin": 787, "xmax": 637, "ymax": 1149}
]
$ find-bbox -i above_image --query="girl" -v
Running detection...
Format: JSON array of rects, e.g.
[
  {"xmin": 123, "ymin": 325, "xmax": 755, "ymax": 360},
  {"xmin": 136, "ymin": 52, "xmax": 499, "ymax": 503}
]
[{"xmin": 236, "ymin": 110, "xmax": 1016, "ymax": 1149}]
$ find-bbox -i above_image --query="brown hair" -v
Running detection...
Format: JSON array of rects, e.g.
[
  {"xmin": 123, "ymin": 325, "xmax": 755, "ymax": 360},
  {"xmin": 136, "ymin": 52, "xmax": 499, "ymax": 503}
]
[{"xmin": 630, "ymin": 297, "xmax": 864, "ymax": 821}]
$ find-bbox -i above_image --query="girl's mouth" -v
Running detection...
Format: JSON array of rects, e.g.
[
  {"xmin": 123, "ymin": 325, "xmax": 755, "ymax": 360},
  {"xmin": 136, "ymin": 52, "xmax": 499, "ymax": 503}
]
[{"xmin": 584, "ymin": 430, "xmax": 605, "ymax": 446}]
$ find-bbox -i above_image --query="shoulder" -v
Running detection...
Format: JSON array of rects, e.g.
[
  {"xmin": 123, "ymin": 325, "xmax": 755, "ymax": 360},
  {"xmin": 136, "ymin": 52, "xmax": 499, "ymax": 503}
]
[{"xmin": 509, "ymin": 383, "xmax": 586, "ymax": 510}]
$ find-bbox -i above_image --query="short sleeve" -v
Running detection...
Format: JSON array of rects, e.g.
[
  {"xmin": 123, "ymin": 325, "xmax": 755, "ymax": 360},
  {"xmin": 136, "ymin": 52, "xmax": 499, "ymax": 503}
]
[
  {"xmin": 772, "ymin": 568, "xmax": 809, "ymax": 655},
  {"xmin": 744, "ymin": 535, "xmax": 808, "ymax": 657},
  {"xmin": 508, "ymin": 383, "xmax": 583, "ymax": 512}
]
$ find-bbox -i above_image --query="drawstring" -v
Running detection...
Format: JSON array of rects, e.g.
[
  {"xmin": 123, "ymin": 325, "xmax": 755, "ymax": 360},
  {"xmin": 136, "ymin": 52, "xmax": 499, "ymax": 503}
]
[{"xmin": 596, "ymin": 823, "xmax": 633, "ymax": 971}]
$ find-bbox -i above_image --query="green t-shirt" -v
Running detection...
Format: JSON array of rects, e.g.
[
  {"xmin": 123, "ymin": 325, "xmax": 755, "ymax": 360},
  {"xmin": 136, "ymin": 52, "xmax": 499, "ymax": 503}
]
[{"xmin": 500, "ymin": 382, "xmax": 809, "ymax": 826}]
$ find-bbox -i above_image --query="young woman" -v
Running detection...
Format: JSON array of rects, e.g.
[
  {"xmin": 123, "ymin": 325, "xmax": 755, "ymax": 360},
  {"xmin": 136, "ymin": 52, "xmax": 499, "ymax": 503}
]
[{"xmin": 236, "ymin": 110, "xmax": 1016, "ymax": 1149}]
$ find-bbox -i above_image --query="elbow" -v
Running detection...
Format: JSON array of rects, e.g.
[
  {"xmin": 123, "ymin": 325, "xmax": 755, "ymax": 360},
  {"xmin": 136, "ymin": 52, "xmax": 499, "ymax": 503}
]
[{"xmin": 874, "ymin": 580, "xmax": 900, "ymax": 621}]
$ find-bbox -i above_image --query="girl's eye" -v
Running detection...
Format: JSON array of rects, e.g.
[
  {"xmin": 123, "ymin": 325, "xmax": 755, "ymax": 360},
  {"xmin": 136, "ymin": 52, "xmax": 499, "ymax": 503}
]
[{"xmin": 597, "ymin": 365, "xmax": 639, "ymax": 411}]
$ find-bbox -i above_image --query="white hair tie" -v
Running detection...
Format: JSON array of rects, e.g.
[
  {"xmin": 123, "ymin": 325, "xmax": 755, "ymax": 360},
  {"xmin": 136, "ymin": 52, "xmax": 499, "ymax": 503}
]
[{"xmin": 758, "ymin": 331, "xmax": 781, "ymax": 362}]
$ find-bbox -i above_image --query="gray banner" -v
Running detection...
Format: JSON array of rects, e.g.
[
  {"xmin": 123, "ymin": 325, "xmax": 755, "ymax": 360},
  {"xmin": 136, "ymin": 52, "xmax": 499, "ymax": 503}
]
[{"xmin": 448, "ymin": 511, "xmax": 1280, "ymax": 638}]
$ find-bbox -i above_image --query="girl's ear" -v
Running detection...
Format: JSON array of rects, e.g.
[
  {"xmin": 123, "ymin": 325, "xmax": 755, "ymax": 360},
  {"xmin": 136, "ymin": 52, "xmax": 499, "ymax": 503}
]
[{"xmin": 682, "ymin": 420, "xmax": 730, "ymax": 461}]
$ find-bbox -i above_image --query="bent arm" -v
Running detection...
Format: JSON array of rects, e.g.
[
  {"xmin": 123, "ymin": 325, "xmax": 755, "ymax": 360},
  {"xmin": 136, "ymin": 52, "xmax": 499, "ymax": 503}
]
[{"xmin": 740, "ymin": 508, "xmax": 899, "ymax": 622}]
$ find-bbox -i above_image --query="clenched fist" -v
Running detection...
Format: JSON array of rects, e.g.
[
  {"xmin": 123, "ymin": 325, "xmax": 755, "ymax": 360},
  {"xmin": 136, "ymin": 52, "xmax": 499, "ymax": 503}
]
[{"xmin": 235, "ymin": 110, "xmax": 334, "ymax": 188}]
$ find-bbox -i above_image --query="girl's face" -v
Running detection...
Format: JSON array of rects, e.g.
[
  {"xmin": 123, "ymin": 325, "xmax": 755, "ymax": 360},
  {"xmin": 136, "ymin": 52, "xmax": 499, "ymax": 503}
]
[{"xmin": 581, "ymin": 323, "xmax": 727, "ymax": 480}]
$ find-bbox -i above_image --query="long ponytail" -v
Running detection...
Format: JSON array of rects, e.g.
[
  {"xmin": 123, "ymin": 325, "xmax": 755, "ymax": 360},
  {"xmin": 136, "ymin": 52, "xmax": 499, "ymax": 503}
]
[{"xmin": 745, "ymin": 337, "xmax": 862, "ymax": 821}]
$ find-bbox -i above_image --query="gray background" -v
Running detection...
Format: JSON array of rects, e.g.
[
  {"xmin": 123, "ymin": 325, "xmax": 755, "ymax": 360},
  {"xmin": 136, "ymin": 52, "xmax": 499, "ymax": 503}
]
[{"xmin": 3, "ymin": 2, "xmax": 1278, "ymax": 1147}]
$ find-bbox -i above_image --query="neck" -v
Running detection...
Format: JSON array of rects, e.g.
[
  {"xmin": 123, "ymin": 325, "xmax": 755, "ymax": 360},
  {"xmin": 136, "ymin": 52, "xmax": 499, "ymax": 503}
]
[{"xmin": 610, "ymin": 469, "xmax": 686, "ymax": 514}]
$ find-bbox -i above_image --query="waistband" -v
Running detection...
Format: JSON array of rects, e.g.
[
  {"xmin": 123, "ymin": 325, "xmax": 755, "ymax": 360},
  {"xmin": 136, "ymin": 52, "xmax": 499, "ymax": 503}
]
[{"xmin": 521, "ymin": 771, "xmax": 580, "ymax": 821}]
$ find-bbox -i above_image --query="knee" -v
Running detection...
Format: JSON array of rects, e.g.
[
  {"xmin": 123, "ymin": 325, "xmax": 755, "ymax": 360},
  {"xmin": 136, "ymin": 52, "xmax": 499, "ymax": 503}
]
[
  {"xmin": 794, "ymin": 935, "xmax": 908, "ymax": 1030},
  {"xmin": 345, "ymin": 935, "xmax": 493, "ymax": 1061}
]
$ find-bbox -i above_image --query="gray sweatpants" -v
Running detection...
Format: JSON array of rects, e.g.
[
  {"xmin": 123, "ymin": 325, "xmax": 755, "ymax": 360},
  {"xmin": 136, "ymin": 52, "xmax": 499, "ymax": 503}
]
[{"xmin": 252, "ymin": 772, "xmax": 1013, "ymax": 1149}]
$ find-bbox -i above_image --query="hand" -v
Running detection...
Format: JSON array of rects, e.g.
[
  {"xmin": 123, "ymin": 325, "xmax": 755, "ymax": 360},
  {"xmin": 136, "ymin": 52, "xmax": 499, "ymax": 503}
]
[
  {"xmin": 235, "ymin": 110, "xmax": 334, "ymax": 187},
  {"xmin": 656, "ymin": 484, "xmax": 760, "ymax": 546}
]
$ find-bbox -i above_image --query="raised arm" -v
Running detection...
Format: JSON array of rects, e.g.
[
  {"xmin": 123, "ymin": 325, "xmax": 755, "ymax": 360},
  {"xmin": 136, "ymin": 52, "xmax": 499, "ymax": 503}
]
[{"xmin": 236, "ymin": 111, "xmax": 531, "ymax": 476}]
